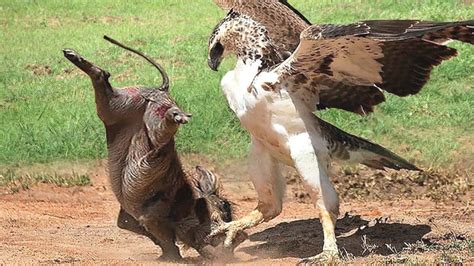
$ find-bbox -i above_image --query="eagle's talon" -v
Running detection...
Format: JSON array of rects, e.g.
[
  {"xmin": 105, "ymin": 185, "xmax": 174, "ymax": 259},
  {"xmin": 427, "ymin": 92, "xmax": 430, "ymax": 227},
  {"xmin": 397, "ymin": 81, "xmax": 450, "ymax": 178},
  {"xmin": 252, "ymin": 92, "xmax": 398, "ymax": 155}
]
[
  {"xmin": 207, "ymin": 223, "xmax": 229, "ymax": 239},
  {"xmin": 298, "ymin": 250, "xmax": 341, "ymax": 265},
  {"xmin": 206, "ymin": 221, "xmax": 248, "ymax": 249}
]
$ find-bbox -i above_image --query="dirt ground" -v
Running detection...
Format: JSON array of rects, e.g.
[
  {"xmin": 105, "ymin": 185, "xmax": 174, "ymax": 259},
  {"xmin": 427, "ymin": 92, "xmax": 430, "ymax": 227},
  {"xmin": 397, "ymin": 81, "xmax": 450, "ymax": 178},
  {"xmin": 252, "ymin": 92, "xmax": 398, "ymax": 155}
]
[{"xmin": 0, "ymin": 159, "xmax": 472, "ymax": 265}]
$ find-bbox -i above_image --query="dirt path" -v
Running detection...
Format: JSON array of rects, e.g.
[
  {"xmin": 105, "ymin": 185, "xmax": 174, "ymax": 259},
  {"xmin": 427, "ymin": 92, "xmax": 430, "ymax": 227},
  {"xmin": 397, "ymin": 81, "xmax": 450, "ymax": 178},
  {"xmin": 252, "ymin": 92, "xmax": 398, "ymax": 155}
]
[{"xmin": 0, "ymin": 162, "xmax": 472, "ymax": 264}]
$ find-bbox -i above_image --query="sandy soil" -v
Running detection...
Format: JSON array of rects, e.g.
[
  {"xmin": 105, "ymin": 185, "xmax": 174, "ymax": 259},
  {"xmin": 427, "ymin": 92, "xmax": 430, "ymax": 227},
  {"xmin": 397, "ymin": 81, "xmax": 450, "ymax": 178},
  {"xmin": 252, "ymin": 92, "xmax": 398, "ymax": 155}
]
[{"xmin": 0, "ymin": 160, "xmax": 472, "ymax": 264}]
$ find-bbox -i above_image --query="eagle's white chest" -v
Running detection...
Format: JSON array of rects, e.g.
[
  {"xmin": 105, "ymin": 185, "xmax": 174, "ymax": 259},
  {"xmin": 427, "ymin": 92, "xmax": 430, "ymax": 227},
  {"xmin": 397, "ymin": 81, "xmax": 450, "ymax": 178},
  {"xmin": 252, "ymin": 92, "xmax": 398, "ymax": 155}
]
[{"xmin": 220, "ymin": 60, "xmax": 308, "ymax": 166}]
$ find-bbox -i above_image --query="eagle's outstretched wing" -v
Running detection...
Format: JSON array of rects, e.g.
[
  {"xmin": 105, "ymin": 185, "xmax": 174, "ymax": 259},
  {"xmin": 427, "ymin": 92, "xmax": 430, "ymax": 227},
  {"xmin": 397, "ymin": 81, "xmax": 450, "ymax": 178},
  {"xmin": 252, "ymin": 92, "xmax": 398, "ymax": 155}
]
[
  {"xmin": 256, "ymin": 20, "xmax": 473, "ymax": 114},
  {"xmin": 213, "ymin": 0, "xmax": 310, "ymax": 23},
  {"xmin": 213, "ymin": 0, "xmax": 310, "ymax": 53},
  {"xmin": 213, "ymin": 0, "xmax": 234, "ymax": 10}
]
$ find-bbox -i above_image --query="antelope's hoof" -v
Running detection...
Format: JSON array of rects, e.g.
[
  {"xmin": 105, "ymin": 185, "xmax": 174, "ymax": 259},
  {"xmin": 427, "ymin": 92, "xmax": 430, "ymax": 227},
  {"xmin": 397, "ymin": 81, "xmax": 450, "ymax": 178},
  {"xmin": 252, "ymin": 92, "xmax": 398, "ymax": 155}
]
[{"xmin": 63, "ymin": 49, "xmax": 80, "ymax": 61}]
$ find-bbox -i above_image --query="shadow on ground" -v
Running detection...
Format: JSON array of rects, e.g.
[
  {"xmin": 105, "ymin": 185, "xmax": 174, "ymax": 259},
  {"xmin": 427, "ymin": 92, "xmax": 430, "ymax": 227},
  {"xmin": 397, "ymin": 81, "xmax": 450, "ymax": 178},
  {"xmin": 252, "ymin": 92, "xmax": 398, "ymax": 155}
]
[{"xmin": 239, "ymin": 214, "xmax": 431, "ymax": 259}]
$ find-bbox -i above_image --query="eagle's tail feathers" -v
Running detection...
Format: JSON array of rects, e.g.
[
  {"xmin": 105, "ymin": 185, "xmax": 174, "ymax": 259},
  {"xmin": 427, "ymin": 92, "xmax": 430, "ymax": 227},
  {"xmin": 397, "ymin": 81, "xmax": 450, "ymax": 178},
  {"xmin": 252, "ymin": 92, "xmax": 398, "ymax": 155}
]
[{"xmin": 317, "ymin": 117, "xmax": 420, "ymax": 171}]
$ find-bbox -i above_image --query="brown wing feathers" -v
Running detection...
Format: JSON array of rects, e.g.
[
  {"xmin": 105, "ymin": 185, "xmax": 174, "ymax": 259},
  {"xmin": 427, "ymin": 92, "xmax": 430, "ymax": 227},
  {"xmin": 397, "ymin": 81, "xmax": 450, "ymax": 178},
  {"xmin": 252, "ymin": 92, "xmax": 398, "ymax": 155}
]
[
  {"xmin": 317, "ymin": 39, "xmax": 458, "ymax": 113},
  {"xmin": 377, "ymin": 39, "xmax": 458, "ymax": 97},
  {"xmin": 213, "ymin": 1, "xmax": 472, "ymax": 114},
  {"xmin": 316, "ymin": 40, "xmax": 457, "ymax": 114},
  {"xmin": 278, "ymin": 0, "xmax": 312, "ymax": 25},
  {"xmin": 214, "ymin": 0, "xmax": 312, "ymax": 26},
  {"xmin": 302, "ymin": 20, "xmax": 474, "ymax": 43},
  {"xmin": 214, "ymin": 0, "xmax": 310, "ymax": 53},
  {"xmin": 213, "ymin": 0, "xmax": 234, "ymax": 11},
  {"xmin": 290, "ymin": 20, "xmax": 472, "ymax": 114},
  {"xmin": 317, "ymin": 83, "xmax": 385, "ymax": 115},
  {"xmin": 362, "ymin": 20, "xmax": 474, "ymax": 44}
]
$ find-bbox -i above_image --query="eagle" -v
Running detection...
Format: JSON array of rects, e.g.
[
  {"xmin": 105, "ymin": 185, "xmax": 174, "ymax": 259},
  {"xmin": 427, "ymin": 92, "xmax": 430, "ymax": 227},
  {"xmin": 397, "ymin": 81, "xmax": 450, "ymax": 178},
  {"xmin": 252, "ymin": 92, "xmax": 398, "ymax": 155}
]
[{"xmin": 207, "ymin": 0, "xmax": 473, "ymax": 263}]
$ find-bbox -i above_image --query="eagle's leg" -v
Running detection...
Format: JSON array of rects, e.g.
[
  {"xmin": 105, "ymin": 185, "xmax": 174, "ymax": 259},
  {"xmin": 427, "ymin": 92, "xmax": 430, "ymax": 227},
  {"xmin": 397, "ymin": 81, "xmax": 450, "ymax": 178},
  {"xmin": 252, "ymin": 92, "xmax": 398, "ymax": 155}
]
[
  {"xmin": 289, "ymin": 133, "xmax": 340, "ymax": 264},
  {"xmin": 208, "ymin": 138, "xmax": 285, "ymax": 248}
]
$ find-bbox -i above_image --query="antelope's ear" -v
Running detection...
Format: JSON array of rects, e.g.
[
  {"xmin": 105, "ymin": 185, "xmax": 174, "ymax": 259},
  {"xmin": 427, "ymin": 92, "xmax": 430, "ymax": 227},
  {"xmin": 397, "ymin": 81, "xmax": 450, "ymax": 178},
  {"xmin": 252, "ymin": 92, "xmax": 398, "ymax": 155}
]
[{"xmin": 192, "ymin": 166, "xmax": 221, "ymax": 197}]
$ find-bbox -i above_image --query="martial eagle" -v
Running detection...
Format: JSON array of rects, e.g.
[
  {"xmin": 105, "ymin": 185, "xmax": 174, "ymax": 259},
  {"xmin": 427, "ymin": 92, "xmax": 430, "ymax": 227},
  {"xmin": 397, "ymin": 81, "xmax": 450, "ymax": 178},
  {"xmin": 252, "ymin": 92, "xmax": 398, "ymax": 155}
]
[{"xmin": 207, "ymin": 0, "xmax": 473, "ymax": 263}]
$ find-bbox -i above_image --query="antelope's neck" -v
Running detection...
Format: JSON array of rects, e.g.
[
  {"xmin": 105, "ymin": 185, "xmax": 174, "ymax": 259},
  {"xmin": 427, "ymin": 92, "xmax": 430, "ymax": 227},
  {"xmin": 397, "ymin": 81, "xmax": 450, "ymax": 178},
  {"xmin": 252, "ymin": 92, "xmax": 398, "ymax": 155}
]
[{"xmin": 107, "ymin": 129, "xmax": 187, "ymax": 213}]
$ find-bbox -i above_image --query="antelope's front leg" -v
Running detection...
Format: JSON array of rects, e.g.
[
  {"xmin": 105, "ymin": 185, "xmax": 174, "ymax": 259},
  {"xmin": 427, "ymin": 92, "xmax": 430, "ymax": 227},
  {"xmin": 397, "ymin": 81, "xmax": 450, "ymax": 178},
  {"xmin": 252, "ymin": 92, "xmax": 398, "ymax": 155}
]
[{"xmin": 208, "ymin": 138, "xmax": 285, "ymax": 248}]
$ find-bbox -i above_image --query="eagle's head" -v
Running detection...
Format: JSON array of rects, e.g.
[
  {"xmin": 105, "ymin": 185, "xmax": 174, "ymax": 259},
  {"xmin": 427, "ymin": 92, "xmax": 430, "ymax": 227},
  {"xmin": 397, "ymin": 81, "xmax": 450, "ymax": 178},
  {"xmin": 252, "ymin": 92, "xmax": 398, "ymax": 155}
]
[{"xmin": 208, "ymin": 11, "xmax": 276, "ymax": 71}]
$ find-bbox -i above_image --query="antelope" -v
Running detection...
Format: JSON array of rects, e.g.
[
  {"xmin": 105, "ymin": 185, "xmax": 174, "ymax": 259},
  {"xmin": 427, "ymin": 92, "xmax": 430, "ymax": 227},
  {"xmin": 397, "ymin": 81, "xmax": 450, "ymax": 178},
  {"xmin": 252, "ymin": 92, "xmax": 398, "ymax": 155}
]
[{"xmin": 63, "ymin": 36, "xmax": 244, "ymax": 261}]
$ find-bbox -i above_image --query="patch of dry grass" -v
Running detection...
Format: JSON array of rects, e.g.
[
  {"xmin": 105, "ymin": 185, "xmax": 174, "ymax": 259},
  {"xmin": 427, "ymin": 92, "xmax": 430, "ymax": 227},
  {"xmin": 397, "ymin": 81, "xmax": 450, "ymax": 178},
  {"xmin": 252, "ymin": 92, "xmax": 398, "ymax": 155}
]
[{"xmin": 0, "ymin": 168, "xmax": 91, "ymax": 194}]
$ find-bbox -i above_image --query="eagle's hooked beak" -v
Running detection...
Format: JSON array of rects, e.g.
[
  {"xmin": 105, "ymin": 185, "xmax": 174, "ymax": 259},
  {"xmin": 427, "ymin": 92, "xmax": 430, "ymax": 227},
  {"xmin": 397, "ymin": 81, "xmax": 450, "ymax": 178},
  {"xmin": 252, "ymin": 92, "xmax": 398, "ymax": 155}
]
[
  {"xmin": 208, "ymin": 42, "xmax": 224, "ymax": 71},
  {"xmin": 207, "ymin": 57, "xmax": 220, "ymax": 71}
]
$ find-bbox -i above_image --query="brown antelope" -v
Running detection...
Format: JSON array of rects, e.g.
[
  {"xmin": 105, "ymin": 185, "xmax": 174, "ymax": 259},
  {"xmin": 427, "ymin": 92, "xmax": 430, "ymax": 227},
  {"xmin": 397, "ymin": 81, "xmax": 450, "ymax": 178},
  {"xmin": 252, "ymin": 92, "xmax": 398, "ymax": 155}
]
[{"xmin": 63, "ymin": 36, "xmax": 244, "ymax": 261}]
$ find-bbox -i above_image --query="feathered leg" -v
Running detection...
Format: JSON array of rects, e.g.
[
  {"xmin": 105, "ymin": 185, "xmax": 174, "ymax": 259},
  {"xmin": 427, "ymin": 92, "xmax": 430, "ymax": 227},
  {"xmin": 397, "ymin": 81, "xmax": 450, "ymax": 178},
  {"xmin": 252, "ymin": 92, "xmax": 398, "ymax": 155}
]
[
  {"xmin": 208, "ymin": 138, "xmax": 285, "ymax": 248},
  {"xmin": 288, "ymin": 133, "xmax": 340, "ymax": 264}
]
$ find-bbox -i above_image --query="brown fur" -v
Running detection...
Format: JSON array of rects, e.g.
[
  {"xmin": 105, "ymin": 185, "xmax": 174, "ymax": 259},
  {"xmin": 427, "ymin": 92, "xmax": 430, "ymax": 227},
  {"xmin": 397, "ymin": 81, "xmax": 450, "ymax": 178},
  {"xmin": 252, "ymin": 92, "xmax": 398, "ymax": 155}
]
[{"xmin": 63, "ymin": 39, "xmax": 238, "ymax": 261}]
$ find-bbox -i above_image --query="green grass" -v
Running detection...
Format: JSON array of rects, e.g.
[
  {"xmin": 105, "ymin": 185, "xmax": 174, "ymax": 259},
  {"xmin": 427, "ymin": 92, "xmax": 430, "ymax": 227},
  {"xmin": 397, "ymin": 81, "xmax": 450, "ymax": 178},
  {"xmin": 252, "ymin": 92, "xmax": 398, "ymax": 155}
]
[
  {"xmin": 0, "ymin": 168, "xmax": 91, "ymax": 193},
  {"xmin": 0, "ymin": 0, "xmax": 473, "ymax": 168}
]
